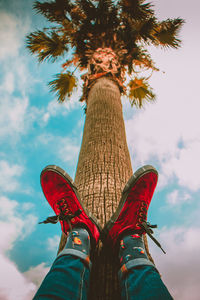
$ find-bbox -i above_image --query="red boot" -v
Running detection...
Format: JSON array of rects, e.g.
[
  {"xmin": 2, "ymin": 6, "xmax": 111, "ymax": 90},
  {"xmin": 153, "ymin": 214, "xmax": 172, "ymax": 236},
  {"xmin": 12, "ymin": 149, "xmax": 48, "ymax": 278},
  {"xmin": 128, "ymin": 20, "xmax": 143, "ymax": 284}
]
[
  {"xmin": 103, "ymin": 165, "xmax": 165, "ymax": 252},
  {"xmin": 39, "ymin": 165, "xmax": 101, "ymax": 247}
]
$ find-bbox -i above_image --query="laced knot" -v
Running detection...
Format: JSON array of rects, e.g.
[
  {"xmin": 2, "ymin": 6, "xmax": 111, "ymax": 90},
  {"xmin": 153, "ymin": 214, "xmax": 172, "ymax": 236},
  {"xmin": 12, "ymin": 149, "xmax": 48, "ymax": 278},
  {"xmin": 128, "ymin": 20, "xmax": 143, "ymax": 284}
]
[
  {"xmin": 136, "ymin": 201, "xmax": 166, "ymax": 254},
  {"xmin": 39, "ymin": 198, "xmax": 82, "ymax": 232}
]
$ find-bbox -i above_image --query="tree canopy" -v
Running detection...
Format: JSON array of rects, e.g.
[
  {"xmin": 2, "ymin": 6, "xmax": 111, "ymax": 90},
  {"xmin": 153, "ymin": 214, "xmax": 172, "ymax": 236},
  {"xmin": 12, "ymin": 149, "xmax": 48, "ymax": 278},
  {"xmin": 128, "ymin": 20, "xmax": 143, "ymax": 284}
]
[{"xmin": 27, "ymin": 0, "xmax": 184, "ymax": 107}]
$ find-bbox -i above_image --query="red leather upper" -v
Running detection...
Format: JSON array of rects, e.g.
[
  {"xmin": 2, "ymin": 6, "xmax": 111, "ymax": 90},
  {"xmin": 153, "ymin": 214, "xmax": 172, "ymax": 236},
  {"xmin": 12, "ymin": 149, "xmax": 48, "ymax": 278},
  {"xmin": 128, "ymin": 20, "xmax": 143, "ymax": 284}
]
[
  {"xmin": 41, "ymin": 170, "xmax": 100, "ymax": 245},
  {"xmin": 107, "ymin": 171, "xmax": 158, "ymax": 247}
]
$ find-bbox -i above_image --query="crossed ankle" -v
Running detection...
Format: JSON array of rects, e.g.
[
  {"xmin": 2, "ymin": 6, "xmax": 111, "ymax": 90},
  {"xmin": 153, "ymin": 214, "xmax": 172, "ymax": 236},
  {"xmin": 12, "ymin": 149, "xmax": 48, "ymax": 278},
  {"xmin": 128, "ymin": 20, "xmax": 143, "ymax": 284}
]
[
  {"xmin": 65, "ymin": 227, "xmax": 91, "ymax": 254},
  {"xmin": 118, "ymin": 233, "xmax": 148, "ymax": 266}
]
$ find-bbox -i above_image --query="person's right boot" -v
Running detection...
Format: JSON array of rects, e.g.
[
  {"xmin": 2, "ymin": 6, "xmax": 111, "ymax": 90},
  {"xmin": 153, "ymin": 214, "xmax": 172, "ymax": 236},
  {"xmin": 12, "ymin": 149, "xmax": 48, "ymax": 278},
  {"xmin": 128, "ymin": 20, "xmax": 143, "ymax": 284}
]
[{"xmin": 39, "ymin": 165, "xmax": 102, "ymax": 267}]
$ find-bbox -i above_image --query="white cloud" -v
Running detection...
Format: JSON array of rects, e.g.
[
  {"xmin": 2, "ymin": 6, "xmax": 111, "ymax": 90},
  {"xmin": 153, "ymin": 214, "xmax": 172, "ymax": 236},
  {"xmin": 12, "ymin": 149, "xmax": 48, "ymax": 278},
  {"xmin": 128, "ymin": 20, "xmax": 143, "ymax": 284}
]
[
  {"xmin": 37, "ymin": 133, "xmax": 80, "ymax": 166},
  {"xmin": 2, "ymin": 72, "xmax": 15, "ymax": 94},
  {"xmin": 124, "ymin": 0, "xmax": 200, "ymax": 192},
  {"xmin": 0, "ymin": 253, "xmax": 36, "ymax": 300},
  {"xmin": 24, "ymin": 263, "xmax": 49, "ymax": 288},
  {"xmin": 42, "ymin": 98, "xmax": 80, "ymax": 124},
  {"xmin": 58, "ymin": 137, "xmax": 80, "ymax": 165},
  {"xmin": 0, "ymin": 61, "xmax": 43, "ymax": 142},
  {"xmin": 0, "ymin": 161, "xmax": 23, "ymax": 193},
  {"xmin": 150, "ymin": 226, "xmax": 200, "ymax": 300},
  {"xmin": 125, "ymin": 69, "xmax": 200, "ymax": 191},
  {"xmin": 0, "ymin": 13, "xmax": 42, "ymax": 297},
  {"xmin": 0, "ymin": 11, "xmax": 82, "ymax": 141},
  {"xmin": 0, "ymin": 12, "xmax": 23, "ymax": 60},
  {"xmin": 0, "ymin": 196, "xmax": 39, "ymax": 299},
  {"xmin": 0, "ymin": 196, "xmax": 37, "ymax": 252},
  {"xmin": 166, "ymin": 190, "xmax": 191, "ymax": 206},
  {"xmin": 167, "ymin": 142, "xmax": 200, "ymax": 191},
  {"xmin": 47, "ymin": 235, "xmax": 60, "ymax": 253},
  {"xmin": 0, "ymin": 71, "xmax": 45, "ymax": 142},
  {"xmin": 0, "ymin": 95, "xmax": 29, "ymax": 141},
  {"xmin": 22, "ymin": 202, "xmax": 35, "ymax": 211},
  {"xmin": 0, "ymin": 11, "xmax": 41, "ymax": 142},
  {"xmin": 0, "ymin": 9, "xmax": 30, "ymax": 59}
]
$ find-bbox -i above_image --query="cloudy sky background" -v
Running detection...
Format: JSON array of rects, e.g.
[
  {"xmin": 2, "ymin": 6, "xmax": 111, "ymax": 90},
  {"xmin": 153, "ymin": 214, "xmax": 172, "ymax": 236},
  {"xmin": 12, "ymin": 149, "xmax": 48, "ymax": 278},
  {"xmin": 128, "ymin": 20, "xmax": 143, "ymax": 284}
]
[{"xmin": 0, "ymin": 0, "xmax": 200, "ymax": 299}]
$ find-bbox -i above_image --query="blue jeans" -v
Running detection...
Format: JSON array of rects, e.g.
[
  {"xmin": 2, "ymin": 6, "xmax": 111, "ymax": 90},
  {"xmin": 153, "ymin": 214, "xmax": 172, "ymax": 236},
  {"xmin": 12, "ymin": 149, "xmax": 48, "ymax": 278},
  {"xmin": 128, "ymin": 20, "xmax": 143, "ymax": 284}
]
[
  {"xmin": 34, "ymin": 255, "xmax": 172, "ymax": 300},
  {"xmin": 33, "ymin": 255, "xmax": 90, "ymax": 300},
  {"xmin": 119, "ymin": 265, "xmax": 173, "ymax": 300}
]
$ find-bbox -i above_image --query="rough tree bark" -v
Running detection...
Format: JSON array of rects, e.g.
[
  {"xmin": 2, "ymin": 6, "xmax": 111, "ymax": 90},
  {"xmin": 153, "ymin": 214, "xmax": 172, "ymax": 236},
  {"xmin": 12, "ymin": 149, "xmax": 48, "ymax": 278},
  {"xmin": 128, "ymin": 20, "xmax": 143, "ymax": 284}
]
[{"xmin": 58, "ymin": 77, "xmax": 153, "ymax": 299}]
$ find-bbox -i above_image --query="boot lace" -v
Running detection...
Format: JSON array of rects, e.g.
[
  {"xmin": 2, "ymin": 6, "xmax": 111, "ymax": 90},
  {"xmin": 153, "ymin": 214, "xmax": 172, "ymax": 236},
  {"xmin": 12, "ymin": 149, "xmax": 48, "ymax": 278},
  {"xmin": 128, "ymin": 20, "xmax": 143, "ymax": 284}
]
[
  {"xmin": 39, "ymin": 198, "xmax": 82, "ymax": 232},
  {"xmin": 136, "ymin": 201, "xmax": 166, "ymax": 254}
]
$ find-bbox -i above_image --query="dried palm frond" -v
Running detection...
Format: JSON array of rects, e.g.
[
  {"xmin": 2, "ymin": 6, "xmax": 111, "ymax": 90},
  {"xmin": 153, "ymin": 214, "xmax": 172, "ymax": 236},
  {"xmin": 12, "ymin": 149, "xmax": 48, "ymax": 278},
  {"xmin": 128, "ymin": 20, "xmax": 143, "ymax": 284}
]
[
  {"xmin": 128, "ymin": 77, "xmax": 155, "ymax": 107},
  {"xmin": 26, "ymin": 30, "xmax": 68, "ymax": 62},
  {"xmin": 152, "ymin": 18, "xmax": 185, "ymax": 48},
  {"xmin": 48, "ymin": 73, "xmax": 77, "ymax": 102}
]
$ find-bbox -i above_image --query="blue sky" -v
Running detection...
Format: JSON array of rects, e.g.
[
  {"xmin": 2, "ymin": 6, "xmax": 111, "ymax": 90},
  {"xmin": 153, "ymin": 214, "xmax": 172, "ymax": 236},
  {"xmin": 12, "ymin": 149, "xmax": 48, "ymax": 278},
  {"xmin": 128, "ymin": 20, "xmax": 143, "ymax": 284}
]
[{"xmin": 0, "ymin": 0, "xmax": 200, "ymax": 299}]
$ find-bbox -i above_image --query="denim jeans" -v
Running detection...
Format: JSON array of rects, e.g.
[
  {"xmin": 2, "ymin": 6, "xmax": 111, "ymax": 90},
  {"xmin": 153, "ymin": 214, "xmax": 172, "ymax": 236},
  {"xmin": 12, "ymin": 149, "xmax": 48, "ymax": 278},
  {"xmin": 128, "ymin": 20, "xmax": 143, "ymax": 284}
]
[
  {"xmin": 34, "ymin": 254, "xmax": 173, "ymax": 300},
  {"xmin": 119, "ymin": 265, "xmax": 173, "ymax": 300},
  {"xmin": 33, "ymin": 255, "xmax": 90, "ymax": 300}
]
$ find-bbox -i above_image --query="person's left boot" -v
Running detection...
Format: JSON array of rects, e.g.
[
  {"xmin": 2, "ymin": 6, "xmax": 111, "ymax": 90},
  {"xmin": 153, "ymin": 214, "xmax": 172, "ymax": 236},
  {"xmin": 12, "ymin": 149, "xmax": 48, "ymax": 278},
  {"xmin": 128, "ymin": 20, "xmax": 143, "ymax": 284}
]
[
  {"xmin": 102, "ymin": 165, "xmax": 165, "ymax": 275},
  {"xmin": 103, "ymin": 165, "xmax": 161, "ymax": 249},
  {"xmin": 39, "ymin": 165, "xmax": 102, "ymax": 266}
]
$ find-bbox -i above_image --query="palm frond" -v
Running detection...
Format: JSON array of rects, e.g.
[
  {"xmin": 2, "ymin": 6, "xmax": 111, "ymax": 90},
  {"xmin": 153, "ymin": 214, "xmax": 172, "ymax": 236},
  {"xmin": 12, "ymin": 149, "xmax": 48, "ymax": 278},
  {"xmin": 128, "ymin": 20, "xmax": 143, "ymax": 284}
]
[
  {"xmin": 121, "ymin": 0, "xmax": 154, "ymax": 21},
  {"xmin": 26, "ymin": 30, "xmax": 68, "ymax": 62},
  {"xmin": 70, "ymin": 6, "xmax": 87, "ymax": 25},
  {"xmin": 125, "ymin": 46, "xmax": 157, "ymax": 74},
  {"xmin": 132, "ymin": 49, "xmax": 159, "ymax": 71},
  {"xmin": 27, "ymin": 0, "xmax": 184, "ymax": 104},
  {"xmin": 33, "ymin": 0, "xmax": 71, "ymax": 23},
  {"xmin": 48, "ymin": 72, "xmax": 77, "ymax": 102},
  {"xmin": 78, "ymin": 0, "xmax": 96, "ymax": 21},
  {"xmin": 96, "ymin": 0, "xmax": 118, "ymax": 26},
  {"xmin": 136, "ymin": 17, "xmax": 157, "ymax": 42},
  {"xmin": 152, "ymin": 18, "xmax": 184, "ymax": 48},
  {"xmin": 128, "ymin": 77, "xmax": 155, "ymax": 107}
]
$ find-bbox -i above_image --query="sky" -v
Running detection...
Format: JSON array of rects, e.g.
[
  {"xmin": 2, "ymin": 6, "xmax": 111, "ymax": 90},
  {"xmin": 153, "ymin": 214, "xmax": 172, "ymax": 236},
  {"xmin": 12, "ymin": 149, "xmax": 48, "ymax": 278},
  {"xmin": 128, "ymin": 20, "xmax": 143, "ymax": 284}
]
[{"xmin": 0, "ymin": 0, "xmax": 200, "ymax": 299}]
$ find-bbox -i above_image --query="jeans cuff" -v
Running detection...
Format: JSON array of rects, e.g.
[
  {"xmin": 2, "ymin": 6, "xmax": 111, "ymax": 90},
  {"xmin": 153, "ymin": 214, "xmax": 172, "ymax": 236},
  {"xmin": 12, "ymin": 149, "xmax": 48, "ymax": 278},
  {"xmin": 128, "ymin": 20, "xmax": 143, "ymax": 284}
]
[
  {"xmin": 118, "ymin": 258, "xmax": 155, "ymax": 280},
  {"xmin": 57, "ymin": 248, "xmax": 92, "ymax": 269}
]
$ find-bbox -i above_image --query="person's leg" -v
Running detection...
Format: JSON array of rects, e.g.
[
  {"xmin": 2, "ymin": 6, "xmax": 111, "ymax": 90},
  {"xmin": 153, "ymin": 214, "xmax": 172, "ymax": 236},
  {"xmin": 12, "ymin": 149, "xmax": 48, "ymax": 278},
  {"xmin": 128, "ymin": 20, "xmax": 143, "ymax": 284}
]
[
  {"xmin": 34, "ymin": 228, "xmax": 91, "ymax": 300},
  {"xmin": 33, "ymin": 165, "xmax": 102, "ymax": 300},
  {"xmin": 103, "ymin": 165, "xmax": 173, "ymax": 300},
  {"xmin": 118, "ymin": 233, "xmax": 173, "ymax": 300}
]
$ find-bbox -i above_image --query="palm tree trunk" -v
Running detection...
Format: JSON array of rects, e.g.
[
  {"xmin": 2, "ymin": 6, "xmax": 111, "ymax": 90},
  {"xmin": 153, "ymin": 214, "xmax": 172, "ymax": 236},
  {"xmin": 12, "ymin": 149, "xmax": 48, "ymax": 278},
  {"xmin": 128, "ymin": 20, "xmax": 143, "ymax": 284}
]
[
  {"xmin": 75, "ymin": 77, "xmax": 133, "ymax": 224},
  {"xmin": 58, "ymin": 77, "xmax": 154, "ymax": 299}
]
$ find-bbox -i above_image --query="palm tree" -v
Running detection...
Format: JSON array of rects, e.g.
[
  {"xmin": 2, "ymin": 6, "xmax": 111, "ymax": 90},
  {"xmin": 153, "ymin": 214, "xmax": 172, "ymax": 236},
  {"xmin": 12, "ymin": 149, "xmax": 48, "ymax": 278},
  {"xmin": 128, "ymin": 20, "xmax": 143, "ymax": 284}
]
[{"xmin": 27, "ymin": 1, "xmax": 184, "ymax": 299}]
